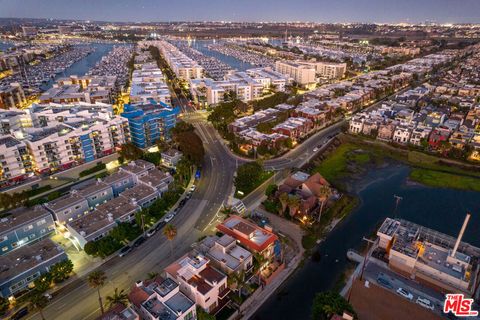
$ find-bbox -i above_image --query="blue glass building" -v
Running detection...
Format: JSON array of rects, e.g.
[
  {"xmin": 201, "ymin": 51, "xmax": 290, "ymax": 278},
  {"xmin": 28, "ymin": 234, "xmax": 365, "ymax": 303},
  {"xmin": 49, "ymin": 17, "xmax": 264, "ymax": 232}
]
[{"xmin": 121, "ymin": 101, "xmax": 180, "ymax": 149}]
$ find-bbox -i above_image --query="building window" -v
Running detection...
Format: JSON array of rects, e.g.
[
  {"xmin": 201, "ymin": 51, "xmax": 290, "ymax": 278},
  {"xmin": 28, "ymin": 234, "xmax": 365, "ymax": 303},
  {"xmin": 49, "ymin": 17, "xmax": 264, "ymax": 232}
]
[
  {"xmin": 23, "ymin": 225, "xmax": 33, "ymax": 232},
  {"xmin": 36, "ymin": 219, "xmax": 46, "ymax": 226},
  {"xmin": 2, "ymin": 246, "xmax": 8, "ymax": 252}
]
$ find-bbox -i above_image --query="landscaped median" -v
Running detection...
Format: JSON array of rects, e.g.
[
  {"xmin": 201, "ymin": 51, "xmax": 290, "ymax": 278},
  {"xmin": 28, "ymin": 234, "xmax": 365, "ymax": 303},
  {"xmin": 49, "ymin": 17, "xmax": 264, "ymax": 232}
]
[{"xmin": 234, "ymin": 161, "xmax": 274, "ymax": 199}]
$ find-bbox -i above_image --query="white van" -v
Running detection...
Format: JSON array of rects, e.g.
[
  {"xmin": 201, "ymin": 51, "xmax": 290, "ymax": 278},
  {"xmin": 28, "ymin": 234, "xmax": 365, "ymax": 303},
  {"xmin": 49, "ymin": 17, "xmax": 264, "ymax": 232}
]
[{"xmin": 416, "ymin": 297, "xmax": 434, "ymax": 310}]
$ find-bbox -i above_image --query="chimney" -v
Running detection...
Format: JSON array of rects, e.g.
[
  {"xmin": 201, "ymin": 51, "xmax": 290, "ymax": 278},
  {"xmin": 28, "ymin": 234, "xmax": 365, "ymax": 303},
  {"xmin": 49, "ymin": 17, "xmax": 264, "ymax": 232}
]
[
  {"xmin": 135, "ymin": 280, "xmax": 143, "ymax": 287},
  {"xmin": 451, "ymin": 212, "xmax": 471, "ymax": 258}
]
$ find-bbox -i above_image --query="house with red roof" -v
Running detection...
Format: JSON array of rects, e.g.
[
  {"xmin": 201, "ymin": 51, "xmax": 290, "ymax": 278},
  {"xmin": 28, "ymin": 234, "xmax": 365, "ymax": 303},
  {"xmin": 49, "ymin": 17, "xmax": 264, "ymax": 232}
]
[{"xmin": 216, "ymin": 215, "xmax": 280, "ymax": 260}]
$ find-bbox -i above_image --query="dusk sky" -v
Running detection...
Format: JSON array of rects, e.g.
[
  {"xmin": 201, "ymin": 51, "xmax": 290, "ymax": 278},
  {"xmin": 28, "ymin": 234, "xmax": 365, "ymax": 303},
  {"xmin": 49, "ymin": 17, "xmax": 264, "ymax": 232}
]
[{"xmin": 0, "ymin": 0, "xmax": 479, "ymax": 23}]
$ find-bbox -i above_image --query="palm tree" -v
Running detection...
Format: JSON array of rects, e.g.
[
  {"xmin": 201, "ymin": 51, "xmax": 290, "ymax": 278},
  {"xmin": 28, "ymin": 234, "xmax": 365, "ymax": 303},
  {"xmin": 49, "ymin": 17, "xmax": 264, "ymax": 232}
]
[
  {"xmin": 87, "ymin": 270, "xmax": 107, "ymax": 315},
  {"xmin": 287, "ymin": 195, "xmax": 301, "ymax": 218},
  {"xmin": 28, "ymin": 292, "xmax": 49, "ymax": 320},
  {"xmin": 147, "ymin": 272, "xmax": 159, "ymax": 280},
  {"xmin": 317, "ymin": 186, "xmax": 332, "ymax": 223},
  {"xmin": 278, "ymin": 193, "xmax": 289, "ymax": 216},
  {"xmin": 106, "ymin": 288, "xmax": 128, "ymax": 309},
  {"xmin": 163, "ymin": 224, "xmax": 177, "ymax": 256}
]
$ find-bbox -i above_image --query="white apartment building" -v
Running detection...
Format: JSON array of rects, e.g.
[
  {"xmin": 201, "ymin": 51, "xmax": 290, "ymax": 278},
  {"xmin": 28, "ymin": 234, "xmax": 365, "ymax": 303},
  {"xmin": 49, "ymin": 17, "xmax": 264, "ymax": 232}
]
[
  {"xmin": 1, "ymin": 103, "xmax": 130, "ymax": 175},
  {"xmin": 275, "ymin": 60, "xmax": 316, "ymax": 85},
  {"xmin": 190, "ymin": 68, "xmax": 289, "ymax": 106},
  {"xmin": 152, "ymin": 41, "xmax": 204, "ymax": 80},
  {"xmin": 0, "ymin": 136, "xmax": 32, "ymax": 184},
  {"xmin": 130, "ymin": 66, "xmax": 171, "ymax": 105},
  {"xmin": 392, "ymin": 125, "xmax": 414, "ymax": 144},
  {"xmin": 313, "ymin": 61, "xmax": 347, "ymax": 79}
]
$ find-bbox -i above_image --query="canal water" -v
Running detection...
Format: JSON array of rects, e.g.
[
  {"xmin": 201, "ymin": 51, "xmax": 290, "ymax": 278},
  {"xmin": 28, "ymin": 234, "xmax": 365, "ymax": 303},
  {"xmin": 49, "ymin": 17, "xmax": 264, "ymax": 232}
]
[{"xmin": 253, "ymin": 163, "xmax": 480, "ymax": 320}]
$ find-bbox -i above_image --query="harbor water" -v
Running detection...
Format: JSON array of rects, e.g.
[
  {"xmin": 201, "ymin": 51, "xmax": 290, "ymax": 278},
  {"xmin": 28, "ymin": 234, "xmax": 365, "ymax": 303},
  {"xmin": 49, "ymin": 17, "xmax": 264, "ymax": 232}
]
[{"xmin": 252, "ymin": 163, "xmax": 480, "ymax": 320}]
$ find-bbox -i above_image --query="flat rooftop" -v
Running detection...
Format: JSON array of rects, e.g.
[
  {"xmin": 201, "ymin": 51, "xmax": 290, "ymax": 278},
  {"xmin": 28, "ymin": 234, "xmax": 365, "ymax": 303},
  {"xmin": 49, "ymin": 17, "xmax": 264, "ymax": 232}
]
[
  {"xmin": 120, "ymin": 184, "xmax": 157, "ymax": 202},
  {"xmin": 67, "ymin": 197, "xmax": 139, "ymax": 237},
  {"xmin": 0, "ymin": 206, "xmax": 52, "ymax": 234},
  {"xmin": 0, "ymin": 238, "xmax": 65, "ymax": 284},
  {"xmin": 164, "ymin": 292, "xmax": 195, "ymax": 315},
  {"xmin": 217, "ymin": 215, "xmax": 278, "ymax": 252},
  {"xmin": 44, "ymin": 192, "xmax": 87, "ymax": 212},
  {"xmin": 138, "ymin": 169, "xmax": 170, "ymax": 188}
]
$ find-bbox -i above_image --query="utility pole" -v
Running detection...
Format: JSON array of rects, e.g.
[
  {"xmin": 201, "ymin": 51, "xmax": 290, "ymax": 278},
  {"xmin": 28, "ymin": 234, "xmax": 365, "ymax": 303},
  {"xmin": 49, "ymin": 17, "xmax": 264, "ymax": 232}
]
[
  {"xmin": 359, "ymin": 237, "xmax": 376, "ymax": 281},
  {"xmin": 393, "ymin": 194, "xmax": 403, "ymax": 217}
]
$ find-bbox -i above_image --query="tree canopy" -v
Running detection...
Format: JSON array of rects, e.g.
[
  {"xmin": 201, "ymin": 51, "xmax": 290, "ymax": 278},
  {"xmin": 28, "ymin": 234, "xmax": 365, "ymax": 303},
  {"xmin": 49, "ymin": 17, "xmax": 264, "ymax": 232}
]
[{"xmin": 311, "ymin": 291, "xmax": 356, "ymax": 320}]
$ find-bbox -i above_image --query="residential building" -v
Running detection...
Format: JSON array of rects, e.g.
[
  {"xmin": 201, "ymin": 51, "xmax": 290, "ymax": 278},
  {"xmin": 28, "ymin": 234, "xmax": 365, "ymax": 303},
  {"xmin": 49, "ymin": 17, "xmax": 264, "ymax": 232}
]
[
  {"xmin": 66, "ymin": 196, "xmax": 140, "ymax": 249},
  {"xmin": 272, "ymin": 117, "xmax": 313, "ymax": 140},
  {"xmin": 197, "ymin": 234, "xmax": 253, "ymax": 275},
  {"xmin": 313, "ymin": 61, "xmax": 347, "ymax": 79},
  {"xmin": 154, "ymin": 41, "xmax": 204, "ymax": 80},
  {"xmin": 0, "ymin": 206, "xmax": 55, "ymax": 255},
  {"xmin": 275, "ymin": 60, "xmax": 316, "ymax": 86},
  {"xmin": 409, "ymin": 126, "xmax": 432, "ymax": 146},
  {"xmin": 216, "ymin": 215, "xmax": 280, "ymax": 260},
  {"xmin": 120, "ymin": 184, "xmax": 159, "ymax": 208},
  {"xmin": 392, "ymin": 125, "xmax": 413, "ymax": 144},
  {"xmin": 0, "ymin": 83, "xmax": 26, "ymax": 110},
  {"xmin": 377, "ymin": 122, "xmax": 396, "ymax": 141},
  {"xmin": 0, "ymin": 136, "xmax": 32, "ymax": 186},
  {"xmin": 138, "ymin": 168, "xmax": 173, "ymax": 195},
  {"xmin": 165, "ymin": 253, "xmax": 229, "ymax": 314},
  {"xmin": 119, "ymin": 159, "xmax": 156, "ymax": 182},
  {"xmin": 160, "ymin": 149, "xmax": 182, "ymax": 168},
  {"xmin": 102, "ymin": 171, "xmax": 135, "ymax": 197},
  {"xmin": 129, "ymin": 277, "xmax": 196, "ymax": 320},
  {"xmin": 428, "ymin": 126, "xmax": 451, "ymax": 149},
  {"xmin": 76, "ymin": 181, "xmax": 114, "ymax": 209},
  {"xmin": 121, "ymin": 103, "xmax": 180, "ymax": 149},
  {"xmin": 44, "ymin": 192, "xmax": 90, "ymax": 225},
  {"xmin": 130, "ymin": 64, "xmax": 171, "ymax": 106},
  {"xmin": 0, "ymin": 238, "xmax": 67, "ymax": 297}
]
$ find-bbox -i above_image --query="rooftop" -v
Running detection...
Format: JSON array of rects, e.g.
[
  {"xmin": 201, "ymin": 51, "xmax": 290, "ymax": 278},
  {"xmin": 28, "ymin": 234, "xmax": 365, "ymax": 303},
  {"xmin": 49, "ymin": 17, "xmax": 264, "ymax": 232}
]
[
  {"xmin": 0, "ymin": 206, "xmax": 52, "ymax": 234},
  {"xmin": 0, "ymin": 238, "xmax": 65, "ymax": 284}
]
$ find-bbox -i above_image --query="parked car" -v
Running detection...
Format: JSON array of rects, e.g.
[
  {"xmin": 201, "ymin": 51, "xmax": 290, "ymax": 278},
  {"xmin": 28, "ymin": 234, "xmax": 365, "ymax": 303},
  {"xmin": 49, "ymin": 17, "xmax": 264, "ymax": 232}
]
[
  {"xmin": 11, "ymin": 307, "xmax": 29, "ymax": 320},
  {"xmin": 164, "ymin": 214, "xmax": 174, "ymax": 223},
  {"xmin": 118, "ymin": 245, "xmax": 132, "ymax": 257},
  {"xmin": 190, "ymin": 185, "xmax": 196, "ymax": 192},
  {"xmin": 416, "ymin": 297, "xmax": 434, "ymax": 310},
  {"xmin": 396, "ymin": 288, "xmax": 413, "ymax": 300},
  {"xmin": 133, "ymin": 236, "xmax": 146, "ymax": 247},
  {"xmin": 155, "ymin": 221, "xmax": 166, "ymax": 231},
  {"xmin": 376, "ymin": 277, "xmax": 393, "ymax": 289},
  {"xmin": 313, "ymin": 147, "xmax": 319, "ymax": 152},
  {"xmin": 146, "ymin": 228, "xmax": 156, "ymax": 237}
]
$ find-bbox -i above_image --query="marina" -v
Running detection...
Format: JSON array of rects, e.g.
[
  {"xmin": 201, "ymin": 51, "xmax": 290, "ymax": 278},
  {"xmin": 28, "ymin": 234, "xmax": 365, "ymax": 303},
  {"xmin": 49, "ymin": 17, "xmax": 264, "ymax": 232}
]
[
  {"xmin": 87, "ymin": 45, "xmax": 134, "ymax": 89},
  {"xmin": 207, "ymin": 42, "xmax": 276, "ymax": 68},
  {"xmin": 173, "ymin": 40, "xmax": 232, "ymax": 80}
]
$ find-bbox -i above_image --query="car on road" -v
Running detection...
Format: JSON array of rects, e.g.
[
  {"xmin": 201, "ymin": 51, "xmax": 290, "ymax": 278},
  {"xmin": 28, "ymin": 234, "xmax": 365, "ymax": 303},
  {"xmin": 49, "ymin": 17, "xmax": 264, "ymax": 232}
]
[
  {"xmin": 133, "ymin": 236, "xmax": 146, "ymax": 247},
  {"xmin": 164, "ymin": 214, "xmax": 174, "ymax": 223},
  {"xmin": 396, "ymin": 288, "xmax": 413, "ymax": 300},
  {"xmin": 155, "ymin": 221, "xmax": 166, "ymax": 231},
  {"xmin": 376, "ymin": 277, "xmax": 393, "ymax": 289},
  {"xmin": 416, "ymin": 297, "xmax": 434, "ymax": 310},
  {"xmin": 11, "ymin": 307, "xmax": 29, "ymax": 320},
  {"xmin": 118, "ymin": 245, "xmax": 132, "ymax": 257},
  {"xmin": 313, "ymin": 147, "xmax": 319, "ymax": 152},
  {"xmin": 146, "ymin": 228, "xmax": 156, "ymax": 237},
  {"xmin": 190, "ymin": 185, "xmax": 196, "ymax": 192}
]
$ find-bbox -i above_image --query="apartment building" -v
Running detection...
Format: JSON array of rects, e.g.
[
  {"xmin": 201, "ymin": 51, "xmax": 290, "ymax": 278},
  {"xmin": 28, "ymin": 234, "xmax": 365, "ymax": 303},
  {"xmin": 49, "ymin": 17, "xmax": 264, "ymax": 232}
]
[
  {"xmin": 0, "ymin": 206, "xmax": 55, "ymax": 255},
  {"xmin": 66, "ymin": 196, "xmax": 140, "ymax": 249},
  {"xmin": 0, "ymin": 83, "xmax": 26, "ymax": 110},
  {"xmin": 44, "ymin": 192, "xmax": 90, "ymax": 224},
  {"xmin": 165, "ymin": 253, "xmax": 229, "ymax": 314},
  {"xmin": 0, "ymin": 238, "xmax": 67, "ymax": 298},
  {"xmin": 228, "ymin": 108, "xmax": 280, "ymax": 133},
  {"xmin": 272, "ymin": 117, "xmax": 314, "ymax": 140},
  {"xmin": 154, "ymin": 41, "xmax": 204, "ymax": 80},
  {"xmin": 312, "ymin": 61, "xmax": 347, "ymax": 79},
  {"xmin": 0, "ymin": 136, "xmax": 32, "ymax": 185},
  {"xmin": 130, "ymin": 64, "xmax": 171, "ymax": 105},
  {"xmin": 0, "ymin": 103, "xmax": 129, "ymax": 180},
  {"xmin": 189, "ymin": 68, "xmax": 289, "ymax": 106},
  {"xmin": 39, "ymin": 75, "xmax": 117, "ymax": 105},
  {"xmin": 275, "ymin": 60, "xmax": 316, "ymax": 86},
  {"xmin": 121, "ymin": 103, "xmax": 180, "ymax": 149},
  {"xmin": 129, "ymin": 277, "xmax": 196, "ymax": 320}
]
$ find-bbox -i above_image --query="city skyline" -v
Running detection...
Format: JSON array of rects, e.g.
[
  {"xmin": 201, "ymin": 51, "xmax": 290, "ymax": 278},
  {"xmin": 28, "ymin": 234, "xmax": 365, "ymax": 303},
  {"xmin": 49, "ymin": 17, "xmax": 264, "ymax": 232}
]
[{"xmin": 1, "ymin": 0, "xmax": 480, "ymax": 24}]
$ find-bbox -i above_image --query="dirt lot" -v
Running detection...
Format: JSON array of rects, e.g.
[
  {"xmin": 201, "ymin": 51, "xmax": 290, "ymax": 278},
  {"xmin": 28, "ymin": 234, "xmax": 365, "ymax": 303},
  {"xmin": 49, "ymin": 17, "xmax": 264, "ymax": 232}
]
[{"xmin": 349, "ymin": 279, "xmax": 443, "ymax": 320}]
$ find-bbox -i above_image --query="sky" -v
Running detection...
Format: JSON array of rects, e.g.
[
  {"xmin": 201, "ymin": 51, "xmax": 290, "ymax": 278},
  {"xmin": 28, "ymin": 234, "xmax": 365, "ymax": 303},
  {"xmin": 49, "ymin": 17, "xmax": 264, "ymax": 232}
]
[{"xmin": 0, "ymin": 0, "xmax": 479, "ymax": 24}]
